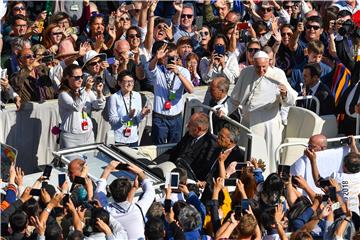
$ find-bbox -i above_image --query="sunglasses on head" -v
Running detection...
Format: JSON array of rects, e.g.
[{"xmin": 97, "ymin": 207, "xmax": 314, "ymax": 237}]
[
  {"xmin": 89, "ymin": 60, "xmax": 102, "ymax": 66},
  {"xmin": 261, "ymin": 7, "xmax": 273, "ymax": 12},
  {"xmin": 127, "ymin": 34, "xmax": 140, "ymax": 39},
  {"xmin": 14, "ymin": 6, "xmax": 25, "ymax": 11},
  {"xmin": 247, "ymin": 48, "xmax": 260, "ymax": 53},
  {"xmin": 181, "ymin": 14, "xmax": 193, "ymax": 19},
  {"xmin": 72, "ymin": 75, "xmax": 83, "ymax": 80},
  {"xmin": 200, "ymin": 31, "xmax": 209, "ymax": 37},
  {"xmin": 306, "ymin": 25, "xmax": 320, "ymax": 30}
]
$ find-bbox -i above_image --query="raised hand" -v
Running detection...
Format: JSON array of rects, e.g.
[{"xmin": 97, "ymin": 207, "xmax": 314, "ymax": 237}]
[{"xmin": 156, "ymin": 43, "xmax": 168, "ymax": 59}]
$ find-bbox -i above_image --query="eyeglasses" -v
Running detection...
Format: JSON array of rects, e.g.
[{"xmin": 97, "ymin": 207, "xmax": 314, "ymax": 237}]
[
  {"xmin": 247, "ymin": 48, "xmax": 260, "ymax": 53},
  {"xmin": 122, "ymin": 80, "xmax": 134, "ymax": 84},
  {"xmin": 261, "ymin": 7, "xmax": 273, "ymax": 12},
  {"xmin": 127, "ymin": 34, "xmax": 140, "ymax": 39},
  {"xmin": 72, "ymin": 75, "xmax": 83, "ymax": 80},
  {"xmin": 281, "ymin": 32, "xmax": 292, "ymax": 36},
  {"xmin": 89, "ymin": 60, "xmax": 102, "ymax": 66},
  {"xmin": 23, "ymin": 54, "xmax": 34, "ymax": 59},
  {"xmin": 200, "ymin": 31, "xmax": 209, "ymax": 37},
  {"xmin": 120, "ymin": 17, "xmax": 130, "ymax": 21},
  {"xmin": 181, "ymin": 14, "xmax": 193, "ymax": 19},
  {"xmin": 52, "ymin": 32, "xmax": 63, "ymax": 36},
  {"xmin": 305, "ymin": 25, "xmax": 321, "ymax": 31},
  {"xmin": 14, "ymin": 6, "xmax": 25, "ymax": 11}
]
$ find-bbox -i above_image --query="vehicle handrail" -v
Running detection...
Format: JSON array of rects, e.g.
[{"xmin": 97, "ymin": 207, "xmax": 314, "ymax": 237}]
[
  {"xmin": 296, "ymin": 96, "xmax": 320, "ymax": 115},
  {"xmin": 275, "ymin": 142, "xmax": 308, "ymax": 165}
]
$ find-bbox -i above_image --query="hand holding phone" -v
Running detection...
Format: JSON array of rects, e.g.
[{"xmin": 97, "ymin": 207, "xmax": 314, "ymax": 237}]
[
  {"xmin": 116, "ymin": 163, "xmax": 129, "ymax": 171},
  {"xmin": 58, "ymin": 174, "xmax": 66, "ymax": 188},
  {"xmin": 30, "ymin": 188, "xmax": 41, "ymax": 196},
  {"xmin": 237, "ymin": 22, "xmax": 249, "ymax": 30},
  {"xmin": 43, "ymin": 165, "xmax": 53, "ymax": 179},
  {"xmin": 166, "ymin": 172, "xmax": 179, "ymax": 189}
]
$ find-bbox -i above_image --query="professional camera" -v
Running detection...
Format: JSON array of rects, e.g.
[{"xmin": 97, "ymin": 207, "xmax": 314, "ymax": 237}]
[{"xmin": 339, "ymin": 19, "xmax": 354, "ymax": 36}]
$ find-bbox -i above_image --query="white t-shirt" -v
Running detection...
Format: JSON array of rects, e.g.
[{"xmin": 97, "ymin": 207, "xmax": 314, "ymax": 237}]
[{"xmin": 331, "ymin": 171, "xmax": 360, "ymax": 215}]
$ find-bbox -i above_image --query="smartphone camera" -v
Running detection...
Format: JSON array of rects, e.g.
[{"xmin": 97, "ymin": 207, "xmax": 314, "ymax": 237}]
[
  {"xmin": 214, "ymin": 45, "xmax": 225, "ymax": 56},
  {"xmin": 340, "ymin": 137, "xmax": 351, "ymax": 146}
]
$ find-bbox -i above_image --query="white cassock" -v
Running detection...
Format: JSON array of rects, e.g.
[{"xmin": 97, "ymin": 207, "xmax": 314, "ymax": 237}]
[{"xmin": 224, "ymin": 65, "xmax": 297, "ymax": 175}]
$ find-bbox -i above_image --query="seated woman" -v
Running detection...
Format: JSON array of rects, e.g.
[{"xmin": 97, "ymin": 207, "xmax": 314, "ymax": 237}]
[{"xmin": 108, "ymin": 71, "xmax": 150, "ymax": 147}]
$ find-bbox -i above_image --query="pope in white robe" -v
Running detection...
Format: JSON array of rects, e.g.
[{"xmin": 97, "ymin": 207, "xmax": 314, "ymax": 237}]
[{"xmin": 220, "ymin": 51, "xmax": 297, "ymax": 175}]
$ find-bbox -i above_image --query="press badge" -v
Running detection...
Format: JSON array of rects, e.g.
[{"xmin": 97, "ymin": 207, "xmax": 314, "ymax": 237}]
[
  {"xmin": 164, "ymin": 100, "xmax": 172, "ymax": 110},
  {"xmin": 70, "ymin": 4, "xmax": 79, "ymax": 11},
  {"xmin": 126, "ymin": 121, "xmax": 133, "ymax": 127},
  {"xmin": 81, "ymin": 120, "xmax": 89, "ymax": 131},
  {"xmin": 169, "ymin": 90, "xmax": 176, "ymax": 101}
]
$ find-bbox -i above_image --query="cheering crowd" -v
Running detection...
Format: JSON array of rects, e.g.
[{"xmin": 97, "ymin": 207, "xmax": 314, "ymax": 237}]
[{"xmin": 2, "ymin": 0, "xmax": 360, "ymax": 239}]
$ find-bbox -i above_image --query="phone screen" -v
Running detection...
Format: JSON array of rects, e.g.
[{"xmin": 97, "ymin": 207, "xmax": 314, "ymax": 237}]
[
  {"xmin": 329, "ymin": 187, "xmax": 337, "ymax": 201},
  {"xmin": 241, "ymin": 199, "xmax": 249, "ymax": 213},
  {"xmin": 170, "ymin": 173, "xmax": 179, "ymax": 189},
  {"xmin": 164, "ymin": 199, "xmax": 171, "ymax": 213},
  {"xmin": 58, "ymin": 174, "xmax": 66, "ymax": 187},
  {"xmin": 235, "ymin": 163, "xmax": 247, "ymax": 171},
  {"xmin": 43, "ymin": 165, "xmax": 53, "ymax": 179},
  {"xmin": 234, "ymin": 205, "xmax": 242, "ymax": 220},
  {"xmin": 224, "ymin": 179, "xmax": 237, "ymax": 186},
  {"xmin": 214, "ymin": 45, "xmax": 225, "ymax": 55},
  {"xmin": 30, "ymin": 189, "xmax": 41, "ymax": 196}
]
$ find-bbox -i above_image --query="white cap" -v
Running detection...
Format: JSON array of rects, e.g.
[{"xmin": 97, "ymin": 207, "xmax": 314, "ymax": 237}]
[{"xmin": 253, "ymin": 51, "xmax": 269, "ymax": 59}]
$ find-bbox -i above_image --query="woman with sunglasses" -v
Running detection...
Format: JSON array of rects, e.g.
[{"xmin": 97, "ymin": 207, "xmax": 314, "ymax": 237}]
[
  {"xmin": 276, "ymin": 24, "xmax": 295, "ymax": 77},
  {"xmin": 199, "ymin": 34, "xmax": 239, "ymax": 84},
  {"xmin": 2, "ymin": 1, "xmax": 27, "ymax": 36},
  {"xmin": 58, "ymin": 64, "xmax": 105, "ymax": 149},
  {"xmin": 108, "ymin": 71, "xmax": 150, "ymax": 147},
  {"xmin": 194, "ymin": 25, "xmax": 212, "ymax": 59},
  {"xmin": 82, "ymin": 50, "xmax": 116, "ymax": 96},
  {"xmin": 42, "ymin": 24, "xmax": 64, "ymax": 55}
]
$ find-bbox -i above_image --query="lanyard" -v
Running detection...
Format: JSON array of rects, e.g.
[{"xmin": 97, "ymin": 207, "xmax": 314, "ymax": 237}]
[
  {"xmin": 121, "ymin": 91, "xmax": 132, "ymax": 115},
  {"xmin": 161, "ymin": 65, "xmax": 176, "ymax": 91}
]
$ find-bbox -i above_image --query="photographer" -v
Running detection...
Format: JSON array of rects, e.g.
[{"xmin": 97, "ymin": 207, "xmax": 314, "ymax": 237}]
[
  {"xmin": 95, "ymin": 160, "xmax": 155, "ymax": 239},
  {"xmin": 82, "ymin": 50, "xmax": 116, "ymax": 96}
]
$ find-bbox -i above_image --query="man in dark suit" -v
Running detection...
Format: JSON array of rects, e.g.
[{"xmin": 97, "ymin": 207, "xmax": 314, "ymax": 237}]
[
  {"xmin": 208, "ymin": 76, "xmax": 241, "ymax": 134},
  {"xmin": 298, "ymin": 62, "xmax": 335, "ymax": 116},
  {"xmin": 208, "ymin": 123, "xmax": 245, "ymax": 179},
  {"xmin": 153, "ymin": 112, "xmax": 218, "ymax": 181}
]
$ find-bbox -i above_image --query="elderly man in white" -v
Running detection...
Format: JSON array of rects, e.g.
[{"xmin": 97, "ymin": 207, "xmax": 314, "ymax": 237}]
[{"xmin": 218, "ymin": 51, "xmax": 297, "ymax": 175}]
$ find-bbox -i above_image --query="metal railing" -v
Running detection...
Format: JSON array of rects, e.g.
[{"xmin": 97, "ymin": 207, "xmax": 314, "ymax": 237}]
[{"xmin": 296, "ymin": 95, "xmax": 320, "ymax": 115}]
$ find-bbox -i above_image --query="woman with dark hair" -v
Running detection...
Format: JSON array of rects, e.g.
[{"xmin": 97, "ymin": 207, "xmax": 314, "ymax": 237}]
[
  {"xmin": 194, "ymin": 25, "xmax": 212, "ymax": 59},
  {"xmin": 199, "ymin": 33, "xmax": 239, "ymax": 84},
  {"xmin": 58, "ymin": 64, "xmax": 105, "ymax": 149},
  {"xmin": 108, "ymin": 71, "xmax": 150, "ymax": 147}
]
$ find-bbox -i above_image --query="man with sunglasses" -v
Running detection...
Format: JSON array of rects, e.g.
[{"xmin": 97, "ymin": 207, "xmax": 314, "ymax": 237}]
[
  {"xmin": 10, "ymin": 48, "xmax": 56, "ymax": 103},
  {"xmin": 172, "ymin": 3, "xmax": 198, "ymax": 45}
]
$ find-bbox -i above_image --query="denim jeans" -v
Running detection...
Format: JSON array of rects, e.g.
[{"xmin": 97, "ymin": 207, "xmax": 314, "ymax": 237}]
[{"xmin": 151, "ymin": 115, "xmax": 182, "ymax": 144}]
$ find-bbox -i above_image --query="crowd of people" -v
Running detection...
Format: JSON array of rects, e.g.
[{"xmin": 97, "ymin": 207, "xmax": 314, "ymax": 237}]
[{"xmin": 2, "ymin": 0, "xmax": 360, "ymax": 239}]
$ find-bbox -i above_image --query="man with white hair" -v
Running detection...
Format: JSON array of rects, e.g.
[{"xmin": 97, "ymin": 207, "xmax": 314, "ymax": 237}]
[{"xmin": 218, "ymin": 51, "xmax": 297, "ymax": 174}]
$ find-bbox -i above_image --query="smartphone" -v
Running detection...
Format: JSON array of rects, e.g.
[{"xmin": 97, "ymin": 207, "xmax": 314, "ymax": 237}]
[
  {"xmin": 235, "ymin": 163, "xmax": 247, "ymax": 171},
  {"xmin": 37, "ymin": 21, "xmax": 44, "ymax": 32},
  {"xmin": 73, "ymin": 176, "xmax": 86, "ymax": 185},
  {"xmin": 58, "ymin": 174, "xmax": 66, "ymax": 188},
  {"xmin": 164, "ymin": 199, "xmax": 171, "ymax": 213},
  {"xmin": 234, "ymin": 205, "xmax": 242, "ymax": 220},
  {"xmin": 329, "ymin": 187, "xmax": 337, "ymax": 201},
  {"xmin": 43, "ymin": 165, "xmax": 53, "ymax": 179},
  {"xmin": 237, "ymin": 22, "xmax": 249, "ymax": 30},
  {"xmin": 195, "ymin": 16, "xmax": 203, "ymax": 30},
  {"xmin": 340, "ymin": 137, "xmax": 351, "ymax": 146},
  {"xmin": 42, "ymin": 54, "xmax": 54, "ymax": 63},
  {"xmin": 291, "ymin": 176, "xmax": 299, "ymax": 186},
  {"xmin": 332, "ymin": 202, "xmax": 341, "ymax": 211},
  {"xmin": 319, "ymin": 179, "xmax": 331, "ymax": 188},
  {"xmin": 30, "ymin": 188, "xmax": 41, "ymax": 196},
  {"xmin": 108, "ymin": 15, "xmax": 115, "ymax": 30},
  {"xmin": 322, "ymin": 194, "xmax": 329, "ymax": 203},
  {"xmin": 41, "ymin": 181, "xmax": 48, "ymax": 188},
  {"xmin": 278, "ymin": 165, "xmax": 290, "ymax": 180},
  {"xmin": 214, "ymin": 45, "xmax": 225, "ymax": 55},
  {"xmin": 62, "ymin": 194, "xmax": 70, "ymax": 205},
  {"xmin": 1, "ymin": 68, "xmax": 7, "ymax": 79},
  {"xmin": 167, "ymin": 56, "xmax": 175, "ymax": 65},
  {"xmin": 224, "ymin": 178, "xmax": 237, "ymax": 186},
  {"xmin": 116, "ymin": 163, "xmax": 129, "ymax": 171},
  {"xmin": 241, "ymin": 199, "xmax": 249, "ymax": 214},
  {"xmin": 107, "ymin": 57, "xmax": 115, "ymax": 65},
  {"xmin": 170, "ymin": 172, "xmax": 179, "ymax": 189}
]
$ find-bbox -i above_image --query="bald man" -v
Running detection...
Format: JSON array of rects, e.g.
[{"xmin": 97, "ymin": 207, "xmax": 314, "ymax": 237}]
[{"xmin": 219, "ymin": 51, "xmax": 297, "ymax": 175}]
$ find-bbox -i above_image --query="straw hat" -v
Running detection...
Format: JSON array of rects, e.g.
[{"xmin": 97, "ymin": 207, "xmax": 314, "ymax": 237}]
[{"xmin": 82, "ymin": 50, "xmax": 107, "ymax": 67}]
